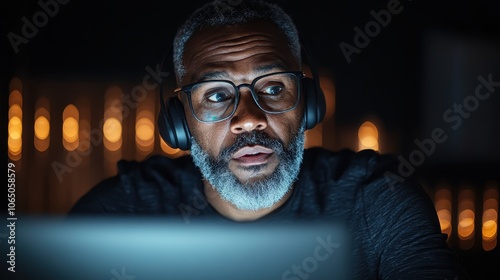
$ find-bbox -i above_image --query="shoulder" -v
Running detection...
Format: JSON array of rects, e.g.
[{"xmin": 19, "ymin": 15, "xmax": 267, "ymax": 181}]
[
  {"xmin": 115, "ymin": 154, "xmax": 199, "ymax": 187},
  {"xmin": 300, "ymin": 147, "xmax": 436, "ymax": 219},
  {"xmin": 302, "ymin": 147, "xmax": 432, "ymax": 206},
  {"xmin": 304, "ymin": 148, "xmax": 443, "ymax": 243},
  {"xmin": 302, "ymin": 147, "xmax": 396, "ymax": 184},
  {"xmin": 297, "ymin": 147, "xmax": 400, "ymax": 217},
  {"xmin": 69, "ymin": 154, "xmax": 200, "ymax": 214}
]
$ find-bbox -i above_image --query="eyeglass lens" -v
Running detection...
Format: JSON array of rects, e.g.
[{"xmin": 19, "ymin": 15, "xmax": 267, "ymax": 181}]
[{"xmin": 188, "ymin": 72, "xmax": 300, "ymax": 122}]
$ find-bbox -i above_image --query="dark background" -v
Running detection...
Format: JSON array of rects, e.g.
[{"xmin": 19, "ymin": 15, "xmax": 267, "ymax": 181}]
[
  {"xmin": 2, "ymin": 0, "xmax": 500, "ymax": 279},
  {"xmin": 3, "ymin": 0, "xmax": 500, "ymax": 160}
]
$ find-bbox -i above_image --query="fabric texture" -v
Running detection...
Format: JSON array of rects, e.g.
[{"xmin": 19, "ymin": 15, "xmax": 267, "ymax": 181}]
[{"xmin": 69, "ymin": 147, "xmax": 464, "ymax": 279}]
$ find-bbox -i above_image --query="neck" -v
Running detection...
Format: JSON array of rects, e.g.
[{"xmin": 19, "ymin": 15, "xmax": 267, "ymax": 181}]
[{"xmin": 203, "ymin": 181, "xmax": 293, "ymax": 222}]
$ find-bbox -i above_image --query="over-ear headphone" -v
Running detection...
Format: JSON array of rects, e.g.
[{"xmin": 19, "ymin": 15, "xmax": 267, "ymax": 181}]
[
  {"xmin": 157, "ymin": 44, "xmax": 326, "ymax": 151},
  {"xmin": 300, "ymin": 43, "xmax": 327, "ymax": 131}
]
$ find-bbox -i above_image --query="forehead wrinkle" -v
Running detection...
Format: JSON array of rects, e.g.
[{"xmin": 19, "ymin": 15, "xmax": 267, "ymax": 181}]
[
  {"xmin": 187, "ymin": 28, "xmax": 286, "ymax": 64},
  {"xmin": 193, "ymin": 58, "xmax": 288, "ymax": 83},
  {"xmin": 184, "ymin": 25, "xmax": 296, "ymax": 84},
  {"xmin": 191, "ymin": 38, "xmax": 276, "ymax": 64},
  {"xmin": 188, "ymin": 43, "xmax": 287, "ymax": 83},
  {"xmin": 196, "ymin": 31, "xmax": 279, "ymax": 51}
]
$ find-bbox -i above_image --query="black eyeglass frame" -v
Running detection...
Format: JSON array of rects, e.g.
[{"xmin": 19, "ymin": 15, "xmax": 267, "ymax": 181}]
[{"xmin": 173, "ymin": 71, "xmax": 304, "ymax": 123}]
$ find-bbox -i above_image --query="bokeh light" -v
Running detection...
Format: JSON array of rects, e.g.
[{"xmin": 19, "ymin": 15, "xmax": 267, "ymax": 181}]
[
  {"xmin": 103, "ymin": 117, "xmax": 122, "ymax": 143},
  {"xmin": 9, "ymin": 116, "xmax": 23, "ymax": 140},
  {"xmin": 62, "ymin": 104, "xmax": 80, "ymax": 151},
  {"xmin": 35, "ymin": 116, "xmax": 50, "ymax": 140},
  {"xmin": 358, "ymin": 121, "xmax": 379, "ymax": 151},
  {"xmin": 434, "ymin": 185, "xmax": 453, "ymax": 239},
  {"xmin": 8, "ymin": 82, "xmax": 23, "ymax": 161}
]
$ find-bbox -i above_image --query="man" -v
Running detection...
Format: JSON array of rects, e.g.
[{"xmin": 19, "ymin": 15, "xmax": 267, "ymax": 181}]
[{"xmin": 70, "ymin": 0, "xmax": 465, "ymax": 278}]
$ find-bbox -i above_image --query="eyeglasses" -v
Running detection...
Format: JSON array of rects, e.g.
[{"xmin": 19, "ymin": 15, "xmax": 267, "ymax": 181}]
[{"xmin": 174, "ymin": 71, "xmax": 304, "ymax": 123}]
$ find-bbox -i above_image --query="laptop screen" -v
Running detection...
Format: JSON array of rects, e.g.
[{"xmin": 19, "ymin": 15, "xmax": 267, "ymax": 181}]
[{"xmin": 10, "ymin": 216, "xmax": 352, "ymax": 280}]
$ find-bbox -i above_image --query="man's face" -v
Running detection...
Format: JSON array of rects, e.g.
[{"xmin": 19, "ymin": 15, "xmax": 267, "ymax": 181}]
[{"xmin": 180, "ymin": 21, "xmax": 305, "ymax": 210}]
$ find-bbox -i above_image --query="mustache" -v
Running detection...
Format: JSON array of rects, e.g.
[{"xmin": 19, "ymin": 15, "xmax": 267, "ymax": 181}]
[{"xmin": 217, "ymin": 131, "xmax": 285, "ymax": 162}]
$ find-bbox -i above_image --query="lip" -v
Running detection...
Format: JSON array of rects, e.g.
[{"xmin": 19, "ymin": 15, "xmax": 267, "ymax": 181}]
[{"xmin": 231, "ymin": 145, "xmax": 274, "ymax": 166}]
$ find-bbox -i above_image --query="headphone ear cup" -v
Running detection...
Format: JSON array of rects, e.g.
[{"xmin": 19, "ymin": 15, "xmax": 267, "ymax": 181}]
[
  {"xmin": 302, "ymin": 77, "xmax": 326, "ymax": 130},
  {"xmin": 157, "ymin": 97, "xmax": 191, "ymax": 150}
]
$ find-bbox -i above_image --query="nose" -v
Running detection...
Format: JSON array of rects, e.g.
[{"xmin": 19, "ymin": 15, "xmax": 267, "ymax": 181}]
[{"xmin": 230, "ymin": 88, "xmax": 268, "ymax": 134}]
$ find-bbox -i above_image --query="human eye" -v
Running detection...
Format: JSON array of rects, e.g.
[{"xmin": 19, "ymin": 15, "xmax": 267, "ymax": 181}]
[
  {"xmin": 206, "ymin": 91, "xmax": 232, "ymax": 102},
  {"xmin": 260, "ymin": 85, "xmax": 284, "ymax": 95},
  {"xmin": 255, "ymin": 73, "xmax": 294, "ymax": 96},
  {"xmin": 193, "ymin": 82, "xmax": 234, "ymax": 103}
]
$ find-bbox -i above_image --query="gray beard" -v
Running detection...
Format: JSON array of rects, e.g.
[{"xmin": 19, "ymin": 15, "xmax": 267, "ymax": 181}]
[{"xmin": 190, "ymin": 121, "xmax": 306, "ymax": 211}]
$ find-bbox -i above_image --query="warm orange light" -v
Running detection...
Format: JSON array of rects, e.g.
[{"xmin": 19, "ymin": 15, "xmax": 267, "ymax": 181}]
[
  {"xmin": 457, "ymin": 187, "xmax": 476, "ymax": 249},
  {"xmin": 103, "ymin": 117, "xmax": 122, "ymax": 143},
  {"xmin": 136, "ymin": 117, "xmax": 154, "ymax": 142},
  {"xmin": 135, "ymin": 107, "xmax": 155, "ymax": 154},
  {"xmin": 34, "ymin": 102, "xmax": 50, "ymax": 152},
  {"xmin": 434, "ymin": 185, "xmax": 453, "ymax": 239},
  {"xmin": 8, "ymin": 116, "xmax": 23, "ymax": 140},
  {"xmin": 63, "ymin": 104, "xmax": 79, "ymax": 117},
  {"xmin": 358, "ymin": 121, "xmax": 379, "ymax": 151},
  {"xmin": 63, "ymin": 117, "xmax": 79, "ymax": 142},
  {"xmin": 135, "ymin": 89, "xmax": 156, "ymax": 155},
  {"xmin": 104, "ymin": 85, "xmax": 123, "ymax": 121},
  {"xmin": 161, "ymin": 138, "xmax": 180, "ymax": 155},
  {"xmin": 8, "ymin": 88, "xmax": 23, "ymax": 160},
  {"xmin": 35, "ymin": 116, "xmax": 50, "ymax": 140},
  {"xmin": 9, "ymin": 89, "xmax": 23, "ymax": 108},
  {"xmin": 9, "ymin": 104, "xmax": 22, "ymax": 120},
  {"xmin": 437, "ymin": 209, "xmax": 452, "ymax": 232},
  {"xmin": 62, "ymin": 104, "xmax": 80, "ymax": 149},
  {"xmin": 482, "ymin": 183, "xmax": 498, "ymax": 247},
  {"xmin": 482, "ymin": 216, "xmax": 497, "ymax": 241},
  {"xmin": 8, "ymin": 136, "xmax": 22, "ymax": 154},
  {"xmin": 103, "ymin": 86, "xmax": 123, "ymax": 153},
  {"xmin": 458, "ymin": 209, "xmax": 475, "ymax": 239}
]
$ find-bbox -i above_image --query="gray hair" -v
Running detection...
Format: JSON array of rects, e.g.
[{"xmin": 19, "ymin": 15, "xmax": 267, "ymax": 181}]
[{"xmin": 172, "ymin": 0, "xmax": 301, "ymax": 83}]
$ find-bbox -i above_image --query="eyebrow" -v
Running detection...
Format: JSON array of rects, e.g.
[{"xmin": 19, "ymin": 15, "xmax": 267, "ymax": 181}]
[{"xmin": 197, "ymin": 63, "xmax": 287, "ymax": 82}]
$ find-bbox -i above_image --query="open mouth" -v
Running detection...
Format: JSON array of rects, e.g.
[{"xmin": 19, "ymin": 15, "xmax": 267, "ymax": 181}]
[{"xmin": 232, "ymin": 145, "xmax": 274, "ymax": 166}]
